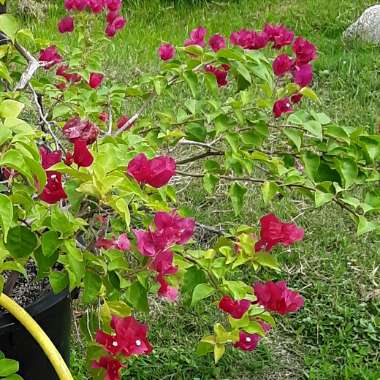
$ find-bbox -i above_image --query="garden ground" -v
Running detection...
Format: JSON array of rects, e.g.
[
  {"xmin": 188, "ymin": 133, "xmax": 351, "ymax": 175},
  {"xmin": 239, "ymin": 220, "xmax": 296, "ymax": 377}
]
[{"xmin": 22, "ymin": 0, "xmax": 380, "ymax": 378}]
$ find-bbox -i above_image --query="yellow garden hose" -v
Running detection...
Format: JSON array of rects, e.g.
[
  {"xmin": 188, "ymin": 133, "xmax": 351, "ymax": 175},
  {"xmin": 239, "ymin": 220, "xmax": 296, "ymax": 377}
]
[{"xmin": 0, "ymin": 292, "xmax": 74, "ymax": 380}]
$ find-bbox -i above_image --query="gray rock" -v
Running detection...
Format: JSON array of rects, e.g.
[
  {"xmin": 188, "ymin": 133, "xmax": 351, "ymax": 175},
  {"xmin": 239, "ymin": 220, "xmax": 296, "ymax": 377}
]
[{"xmin": 344, "ymin": 5, "xmax": 380, "ymax": 44}]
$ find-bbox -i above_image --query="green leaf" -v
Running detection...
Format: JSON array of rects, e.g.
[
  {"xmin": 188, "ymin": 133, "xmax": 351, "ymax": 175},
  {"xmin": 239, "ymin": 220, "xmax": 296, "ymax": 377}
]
[
  {"xmin": 0, "ymin": 194, "xmax": 13, "ymax": 242},
  {"xmin": 229, "ymin": 182, "xmax": 247, "ymax": 216},
  {"xmin": 183, "ymin": 70, "xmax": 199, "ymax": 98},
  {"xmin": 0, "ymin": 358, "xmax": 18, "ymax": 377},
  {"xmin": 261, "ymin": 181, "xmax": 279, "ymax": 205},
  {"xmin": 223, "ymin": 280, "xmax": 252, "ymax": 299},
  {"xmin": 115, "ymin": 198, "xmax": 131, "ymax": 228},
  {"xmin": 23, "ymin": 155, "xmax": 46, "ymax": 192},
  {"xmin": 64, "ymin": 180, "xmax": 85, "ymax": 214},
  {"xmin": 4, "ymin": 374, "xmax": 23, "ymax": 380},
  {"xmin": 0, "ymin": 61, "xmax": 12, "ymax": 83},
  {"xmin": 216, "ymin": 47, "xmax": 243, "ymax": 60},
  {"xmin": 310, "ymin": 110, "xmax": 331, "ymax": 125},
  {"xmin": 301, "ymin": 151, "xmax": 320, "ymax": 181},
  {"xmin": 334, "ymin": 158, "xmax": 358, "ymax": 188},
  {"xmin": 184, "ymin": 99, "xmax": 197, "ymax": 115},
  {"xmin": 315, "ymin": 190, "xmax": 334, "ymax": 207},
  {"xmin": 255, "ymin": 253, "xmax": 280, "ymax": 271},
  {"xmin": 83, "ymin": 271, "xmax": 102, "ymax": 304},
  {"xmin": 5, "ymin": 226, "xmax": 37, "ymax": 259},
  {"xmin": 357, "ymin": 216, "xmax": 377, "ymax": 236},
  {"xmin": 303, "ymin": 120, "xmax": 322, "ymax": 140},
  {"xmin": 64, "ymin": 240, "xmax": 84, "ymax": 288},
  {"xmin": 283, "ymin": 128, "xmax": 302, "ymax": 150},
  {"xmin": 244, "ymin": 320, "xmax": 266, "ymax": 335},
  {"xmin": 49, "ymin": 271, "xmax": 69, "ymax": 294},
  {"xmin": 0, "ymin": 100, "xmax": 24, "ymax": 118},
  {"xmin": 203, "ymin": 173, "xmax": 218, "ymax": 194},
  {"xmin": 325, "ymin": 125, "xmax": 350, "ymax": 144},
  {"xmin": 182, "ymin": 267, "xmax": 206, "ymax": 295},
  {"xmin": 214, "ymin": 343, "xmax": 225, "ymax": 364},
  {"xmin": 34, "ymin": 247, "xmax": 59, "ymax": 278},
  {"xmin": 51, "ymin": 206, "xmax": 75, "ymax": 236},
  {"xmin": 0, "ymin": 150, "xmax": 31, "ymax": 181},
  {"xmin": 196, "ymin": 341, "xmax": 214, "ymax": 356},
  {"xmin": 182, "ymin": 44, "xmax": 203, "ymax": 56},
  {"xmin": 191, "ymin": 283, "xmax": 215, "ymax": 306},
  {"xmin": 204, "ymin": 72, "xmax": 218, "ymax": 97},
  {"xmin": 235, "ymin": 62, "xmax": 251, "ymax": 83},
  {"xmin": 41, "ymin": 231, "xmax": 60, "ymax": 257},
  {"xmin": 0, "ymin": 261, "xmax": 26, "ymax": 277},
  {"xmin": 299, "ymin": 87, "xmax": 319, "ymax": 102},
  {"xmin": 0, "ymin": 14, "xmax": 19, "ymax": 42},
  {"xmin": 126, "ymin": 281, "xmax": 149, "ymax": 313},
  {"xmin": 186, "ymin": 122, "xmax": 207, "ymax": 142}
]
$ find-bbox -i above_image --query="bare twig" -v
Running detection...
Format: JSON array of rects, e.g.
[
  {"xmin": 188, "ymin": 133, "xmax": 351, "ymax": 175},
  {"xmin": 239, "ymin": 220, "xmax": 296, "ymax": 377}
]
[
  {"xmin": 114, "ymin": 93, "xmax": 156, "ymax": 136},
  {"xmin": 29, "ymin": 83, "xmax": 66, "ymax": 152},
  {"xmin": 178, "ymin": 139, "xmax": 224, "ymax": 153},
  {"xmin": 176, "ymin": 170, "xmax": 266, "ymax": 184},
  {"xmin": 177, "ymin": 150, "xmax": 222, "ymax": 165},
  {"xmin": 196, "ymin": 222, "xmax": 225, "ymax": 236},
  {"xmin": 14, "ymin": 42, "xmax": 41, "ymax": 91},
  {"xmin": 107, "ymin": 103, "xmax": 113, "ymax": 135},
  {"xmin": 176, "ymin": 170, "xmax": 359, "ymax": 218}
]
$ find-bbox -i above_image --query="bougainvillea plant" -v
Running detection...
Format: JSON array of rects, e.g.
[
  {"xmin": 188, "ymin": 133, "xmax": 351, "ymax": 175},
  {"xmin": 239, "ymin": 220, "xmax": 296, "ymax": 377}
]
[{"xmin": 0, "ymin": 1, "xmax": 380, "ymax": 379}]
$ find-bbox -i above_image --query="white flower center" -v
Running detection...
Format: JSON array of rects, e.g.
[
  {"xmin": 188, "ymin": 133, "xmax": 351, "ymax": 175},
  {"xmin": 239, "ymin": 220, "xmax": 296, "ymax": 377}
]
[
  {"xmin": 135, "ymin": 339, "xmax": 142, "ymax": 347},
  {"xmin": 286, "ymin": 103, "xmax": 291, "ymax": 108},
  {"xmin": 245, "ymin": 336, "xmax": 252, "ymax": 343},
  {"xmin": 112, "ymin": 341, "xmax": 118, "ymax": 347}
]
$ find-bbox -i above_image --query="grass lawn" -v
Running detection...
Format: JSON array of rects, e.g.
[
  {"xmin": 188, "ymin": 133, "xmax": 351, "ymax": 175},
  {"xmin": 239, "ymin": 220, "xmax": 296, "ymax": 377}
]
[{"xmin": 24, "ymin": 0, "xmax": 380, "ymax": 378}]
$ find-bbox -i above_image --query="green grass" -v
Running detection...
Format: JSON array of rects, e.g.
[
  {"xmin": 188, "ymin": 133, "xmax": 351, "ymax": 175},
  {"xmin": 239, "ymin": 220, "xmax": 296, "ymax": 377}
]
[{"xmin": 23, "ymin": 0, "xmax": 380, "ymax": 378}]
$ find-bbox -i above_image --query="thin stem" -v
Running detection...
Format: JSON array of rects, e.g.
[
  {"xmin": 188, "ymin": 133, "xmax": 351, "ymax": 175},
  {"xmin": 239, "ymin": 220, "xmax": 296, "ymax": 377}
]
[
  {"xmin": 29, "ymin": 84, "xmax": 66, "ymax": 153},
  {"xmin": 176, "ymin": 170, "xmax": 266, "ymax": 184},
  {"xmin": 177, "ymin": 150, "xmax": 223, "ymax": 165},
  {"xmin": 113, "ymin": 93, "xmax": 155, "ymax": 136},
  {"xmin": 176, "ymin": 170, "xmax": 359, "ymax": 217},
  {"xmin": 196, "ymin": 222, "xmax": 225, "ymax": 236},
  {"xmin": 178, "ymin": 139, "xmax": 224, "ymax": 153},
  {"xmin": 107, "ymin": 103, "xmax": 113, "ymax": 135}
]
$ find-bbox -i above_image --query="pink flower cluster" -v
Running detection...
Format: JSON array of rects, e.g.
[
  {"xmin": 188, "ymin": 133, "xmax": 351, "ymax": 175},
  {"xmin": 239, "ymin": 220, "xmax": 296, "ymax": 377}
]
[
  {"xmin": 62, "ymin": 117, "xmax": 100, "ymax": 168},
  {"xmin": 234, "ymin": 321, "xmax": 272, "ymax": 351},
  {"xmin": 62, "ymin": 0, "xmax": 126, "ymax": 38},
  {"xmin": 255, "ymin": 213, "xmax": 304, "ymax": 252},
  {"xmin": 127, "ymin": 153, "xmax": 176, "ymax": 188},
  {"xmin": 133, "ymin": 211, "xmax": 195, "ymax": 301},
  {"xmin": 185, "ymin": 26, "xmax": 208, "ymax": 47},
  {"xmin": 205, "ymin": 64, "xmax": 230, "ymax": 87},
  {"xmin": 218, "ymin": 295, "xmax": 272, "ymax": 352},
  {"xmin": 39, "ymin": 46, "xmax": 62, "ymax": 69},
  {"xmin": 218, "ymin": 278, "xmax": 303, "ymax": 352},
  {"xmin": 157, "ymin": 29, "xmax": 227, "ymax": 62},
  {"xmin": 38, "ymin": 123, "xmax": 100, "ymax": 204},
  {"xmin": 219, "ymin": 296, "xmax": 250, "ymax": 319},
  {"xmin": 272, "ymin": 36, "xmax": 317, "ymax": 117},
  {"xmin": 40, "ymin": 47, "xmax": 104, "ymax": 91},
  {"xmin": 254, "ymin": 281, "xmax": 304, "ymax": 315},
  {"xmin": 96, "ymin": 233, "xmax": 131, "ymax": 251},
  {"xmin": 39, "ymin": 147, "xmax": 67, "ymax": 204},
  {"xmin": 94, "ymin": 315, "xmax": 152, "ymax": 380}
]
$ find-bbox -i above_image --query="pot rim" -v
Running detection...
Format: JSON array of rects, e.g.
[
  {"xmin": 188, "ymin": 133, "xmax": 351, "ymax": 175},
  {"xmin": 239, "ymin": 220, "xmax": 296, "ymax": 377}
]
[{"xmin": 0, "ymin": 289, "xmax": 69, "ymax": 330}]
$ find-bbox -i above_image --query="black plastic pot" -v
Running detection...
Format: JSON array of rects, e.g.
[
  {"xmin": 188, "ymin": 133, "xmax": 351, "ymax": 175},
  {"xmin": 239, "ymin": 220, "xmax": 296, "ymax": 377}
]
[{"xmin": 0, "ymin": 290, "xmax": 71, "ymax": 379}]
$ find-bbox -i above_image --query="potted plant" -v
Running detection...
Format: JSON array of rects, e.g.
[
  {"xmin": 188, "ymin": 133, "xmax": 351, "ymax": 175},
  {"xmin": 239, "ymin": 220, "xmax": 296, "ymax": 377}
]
[{"xmin": 0, "ymin": 1, "xmax": 379, "ymax": 379}]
